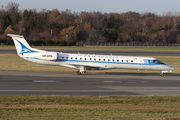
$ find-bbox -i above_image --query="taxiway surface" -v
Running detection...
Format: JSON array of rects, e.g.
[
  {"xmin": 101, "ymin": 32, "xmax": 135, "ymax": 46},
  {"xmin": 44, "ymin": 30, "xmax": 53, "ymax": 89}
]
[
  {"xmin": 0, "ymin": 71, "xmax": 180, "ymax": 96},
  {"xmin": 0, "ymin": 49, "xmax": 180, "ymax": 56}
]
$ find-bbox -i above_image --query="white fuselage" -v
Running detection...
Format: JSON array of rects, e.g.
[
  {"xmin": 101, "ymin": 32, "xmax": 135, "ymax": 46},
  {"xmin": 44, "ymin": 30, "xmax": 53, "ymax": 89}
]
[
  {"xmin": 20, "ymin": 52, "xmax": 174, "ymax": 72},
  {"xmin": 7, "ymin": 34, "xmax": 175, "ymax": 76}
]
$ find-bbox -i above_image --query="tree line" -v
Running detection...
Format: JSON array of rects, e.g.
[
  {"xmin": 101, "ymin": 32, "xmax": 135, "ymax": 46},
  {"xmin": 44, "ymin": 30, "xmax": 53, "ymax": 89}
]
[{"xmin": 1, "ymin": 2, "xmax": 180, "ymax": 46}]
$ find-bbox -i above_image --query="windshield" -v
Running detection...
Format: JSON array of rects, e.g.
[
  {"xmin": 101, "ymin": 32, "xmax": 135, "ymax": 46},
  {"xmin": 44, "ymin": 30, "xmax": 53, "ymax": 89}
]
[{"xmin": 153, "ymin": 60, "xmax": 164, "ymax": 64}]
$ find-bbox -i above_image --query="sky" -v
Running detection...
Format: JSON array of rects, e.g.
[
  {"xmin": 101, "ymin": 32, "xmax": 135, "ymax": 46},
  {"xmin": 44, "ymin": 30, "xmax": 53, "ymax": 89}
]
[{"xmin": 1, "ymin": 0, "xmax": 180, "ymax": 15}]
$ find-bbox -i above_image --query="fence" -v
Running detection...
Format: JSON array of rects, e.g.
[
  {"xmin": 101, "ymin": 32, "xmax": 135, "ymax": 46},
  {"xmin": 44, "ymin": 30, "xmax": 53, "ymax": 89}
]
[{"xmin": 78, "ymin": 42, "xmax": 180, "ymax": 47}]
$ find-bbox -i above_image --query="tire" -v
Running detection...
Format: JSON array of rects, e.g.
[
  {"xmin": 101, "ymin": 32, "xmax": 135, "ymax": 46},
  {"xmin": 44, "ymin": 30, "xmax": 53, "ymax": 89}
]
[
  {"xmin": 160, "ymin": 74, "xmax": 164, "ymax": 77},
  {"xmin": 77, "ymin": 71, "xmax": 81, "ymax": 75}
]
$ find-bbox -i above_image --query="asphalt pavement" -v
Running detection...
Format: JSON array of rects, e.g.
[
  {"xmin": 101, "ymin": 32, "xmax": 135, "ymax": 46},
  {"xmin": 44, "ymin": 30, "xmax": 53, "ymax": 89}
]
[
  {"xmin": 0, "ymin": 71, "xmax": 179, "ymax": 96},
  {"xmin": 0, "ymin": 48, "xmax": 180, "ymax": 56}
]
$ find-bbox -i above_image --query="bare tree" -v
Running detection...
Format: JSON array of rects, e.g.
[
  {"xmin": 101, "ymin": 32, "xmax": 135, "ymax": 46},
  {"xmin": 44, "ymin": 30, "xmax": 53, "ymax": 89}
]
[
  {"xmin": 5, "ymin": 2, "xmax": 19, "ymax": 25},
  {"xmin": 158, "ymin": 30, "xmax": 168, "ymax": 42}
]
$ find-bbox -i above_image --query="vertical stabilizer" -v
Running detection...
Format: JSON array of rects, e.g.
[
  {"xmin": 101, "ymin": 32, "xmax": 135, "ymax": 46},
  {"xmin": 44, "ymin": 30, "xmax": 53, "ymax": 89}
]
[
  {"xmin": 7, "ymin": 34, "xmax": 32, "ymax": 54},
  {"xmin": 7, "ymin": 34, "xmax": 44, "ymax": 55}
]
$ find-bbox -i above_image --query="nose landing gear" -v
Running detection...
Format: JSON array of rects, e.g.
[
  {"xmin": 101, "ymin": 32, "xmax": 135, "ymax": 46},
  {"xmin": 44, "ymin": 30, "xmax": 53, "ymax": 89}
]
[
  {"xmin": 160, "ymin": 73, "xmax": 164, "ymax": 77},
  {"xmin": 160, "ymin": 70, "xmax": 172, "ymax": 77}
]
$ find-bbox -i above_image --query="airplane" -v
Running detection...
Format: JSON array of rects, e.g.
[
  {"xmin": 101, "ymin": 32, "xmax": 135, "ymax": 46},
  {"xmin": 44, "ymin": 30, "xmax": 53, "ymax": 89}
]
[{"xmin": 7, "ymin": 34, "xmax": 175, "ymax": 77}]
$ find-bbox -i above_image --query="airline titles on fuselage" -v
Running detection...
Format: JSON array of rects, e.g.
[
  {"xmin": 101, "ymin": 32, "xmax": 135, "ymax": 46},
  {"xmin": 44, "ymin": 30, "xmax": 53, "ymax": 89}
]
[{"xmin": 60, "ymin": 53, "xmax": 139, "ymax": 63}]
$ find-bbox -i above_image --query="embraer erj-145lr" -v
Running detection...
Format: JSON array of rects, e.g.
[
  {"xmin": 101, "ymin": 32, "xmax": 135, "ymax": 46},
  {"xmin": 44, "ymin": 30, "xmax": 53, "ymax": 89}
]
[{"xmin": 8, "ymin": 34, "xmax": 174, "ymax": 77}]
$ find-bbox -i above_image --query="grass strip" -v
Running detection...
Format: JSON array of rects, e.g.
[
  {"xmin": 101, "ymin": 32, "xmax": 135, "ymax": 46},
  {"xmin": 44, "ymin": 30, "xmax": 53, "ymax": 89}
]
[
  {"xmin": 0, "ymin": 96, "xmax": 180, "ymax": 119},
  {"xmin": 0, "ymin": 54, "xmax": 179, "ymax": 74}
]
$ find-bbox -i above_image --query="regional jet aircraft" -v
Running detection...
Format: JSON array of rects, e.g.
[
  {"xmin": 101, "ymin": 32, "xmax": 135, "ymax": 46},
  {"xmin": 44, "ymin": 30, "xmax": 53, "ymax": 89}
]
[{"xmin": 7, "ymin": 34, "xmax": 174, "ymax": 77}]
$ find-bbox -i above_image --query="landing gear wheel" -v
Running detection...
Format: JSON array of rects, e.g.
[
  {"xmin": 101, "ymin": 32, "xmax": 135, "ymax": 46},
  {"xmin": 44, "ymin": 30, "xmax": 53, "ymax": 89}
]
[{"xmin": 77, "ymin": 71, "xmax": 81, "ymax": 75}]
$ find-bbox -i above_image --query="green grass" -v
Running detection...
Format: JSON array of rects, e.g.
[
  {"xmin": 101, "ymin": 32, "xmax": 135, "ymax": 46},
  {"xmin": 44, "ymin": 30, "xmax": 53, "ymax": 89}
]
[
  {"xmin": 0, "ymin": 96, "xmax": 180, "ymax": 119},
  {"xmin": 1, "ymin": 45, "xmax": 180, "ymax": 51},
  {"xmin": 0, "ymin": 48, "xmax": 180, "ymax": 119},
  {"xmin": 0, "ymin": 54, "xmax": 180, "ymax": 74}
]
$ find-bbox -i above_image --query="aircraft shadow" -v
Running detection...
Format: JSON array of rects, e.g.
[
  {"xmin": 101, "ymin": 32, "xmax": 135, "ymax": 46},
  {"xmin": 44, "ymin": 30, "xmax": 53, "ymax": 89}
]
[{"xmin": 83, "ymin": 72, "xmax": 179, "ymax": 77}]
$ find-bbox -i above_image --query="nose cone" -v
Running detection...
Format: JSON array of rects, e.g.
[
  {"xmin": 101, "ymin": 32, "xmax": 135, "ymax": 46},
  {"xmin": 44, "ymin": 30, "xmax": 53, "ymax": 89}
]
[
  {"xmin": 171, "ymin": 67, "xmax": 175, "ymax": 71},
  {"xmin": 167, "ymin": 65, "xmax": 175, "ymax": 71}
]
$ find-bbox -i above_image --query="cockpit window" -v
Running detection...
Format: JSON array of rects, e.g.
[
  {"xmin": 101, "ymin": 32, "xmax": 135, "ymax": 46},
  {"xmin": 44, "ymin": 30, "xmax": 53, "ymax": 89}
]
[
  {"xmin": 153, "ymin": 60, "xmax": 158, "ymax": 63},
  {"xmin": 153, "ymin": 60, "xmax": 164, "ymax": 64}
]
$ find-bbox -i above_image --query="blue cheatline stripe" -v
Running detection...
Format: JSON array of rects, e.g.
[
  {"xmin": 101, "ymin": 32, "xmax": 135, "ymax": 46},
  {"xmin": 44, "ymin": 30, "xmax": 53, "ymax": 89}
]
[
  {"xmin": 24, "ymin": 57, "xmax": 39, "ymax": 60},
  {"xmin": 25, "ymin": 57, "xmax": 162, "ymax": 66},
  {"xmin": 16, "ymin": 39, "xmax": 38, "ymax": 54}
]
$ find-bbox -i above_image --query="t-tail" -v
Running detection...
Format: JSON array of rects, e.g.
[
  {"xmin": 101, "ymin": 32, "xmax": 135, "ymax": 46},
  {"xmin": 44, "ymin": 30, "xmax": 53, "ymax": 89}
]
[
  {"xmin": 7, "ymin": 34, "xmax": 45, "ymax": 55},
  {"xmin": 7, "ymin": 34, "xmax": 58, "ymax": 61}
]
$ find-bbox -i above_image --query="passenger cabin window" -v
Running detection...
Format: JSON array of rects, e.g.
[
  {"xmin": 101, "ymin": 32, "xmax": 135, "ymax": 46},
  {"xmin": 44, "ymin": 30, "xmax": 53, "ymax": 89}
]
[
  {"xmin": 108, "ymin": 59, "xmax": 110, "ymax": 61},
  {"xmin": 126, "ymin": 60, "xmax": 128, "ymax": 62},
  {"xmin": 66, "ymin": 57, "xmax": 68, "ymax": 59},
  {"xmin": 94, "ymin": 58, "xmax": 96, "ymax": 61},
  {"xmin": 122, "ymin": 60, "xmax": 124, "ymax": 62},
  {"xmin": 117, "ymin": 60, "xmax": 119, "ymax": 62},
  {"xmin": 112, "ymin": 59, "xmax": 114, "ymax": 62},
  {"xmin": 62, "ymin": 57, "xmax": 64, "ymax": 59},
  {"xmin": 84, "ymin": 58, "xmax": 86, "ymax": 60},
  {"xmin": 131, "ymin": 60, "xmax": 133, "ymax": 63},
  {"xmin": 104, "ymin": 59, "xmax": 106, "ymax": 61},
  {"xmin": 75, "ymin": 58, "xmax": 77, "ymax": 60},
  {"xmin": 90, "ymin": 58, "xmax": 92, "ymax": 60},
  {"xmin": 99, "ymin": 59, "xmax": 101, "ymax": 61},
  {"xmin": 80, "ymin": 58, "xmax": 82, "ymax": 60},
  {"xmin": 71, "ymin": 57, "xmax": 73, "ymax": 60}
]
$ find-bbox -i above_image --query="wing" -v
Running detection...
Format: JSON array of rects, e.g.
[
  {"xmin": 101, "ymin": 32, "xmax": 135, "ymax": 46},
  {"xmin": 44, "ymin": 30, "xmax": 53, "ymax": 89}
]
[{"xmin": 70, "ymin": 63, "xmax": 100, "ymax": 70}]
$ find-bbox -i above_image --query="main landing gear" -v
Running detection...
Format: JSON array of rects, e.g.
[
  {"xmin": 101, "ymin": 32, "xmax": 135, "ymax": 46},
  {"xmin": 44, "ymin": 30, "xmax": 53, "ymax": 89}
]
[
  {"xmin": 77, "ymin": 71, "xmax": 81, "ymax": 75},
  {"xmin": 77, "ymin": 71, "xmax": 86, "ymax": 75},
  {"xmin": 77, "ymin": 66, "xmax": 86, "ymax": 75}
]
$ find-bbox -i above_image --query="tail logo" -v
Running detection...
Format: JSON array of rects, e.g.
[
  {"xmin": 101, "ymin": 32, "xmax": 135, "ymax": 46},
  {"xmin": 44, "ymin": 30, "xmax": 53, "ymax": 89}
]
[
  {"xmin": 22, "ymin": 48, "xmax": 31, "ymax": 53},
  {"xmin": 15, "ymin": 39, "xmax": 37, "ymax": 54}
]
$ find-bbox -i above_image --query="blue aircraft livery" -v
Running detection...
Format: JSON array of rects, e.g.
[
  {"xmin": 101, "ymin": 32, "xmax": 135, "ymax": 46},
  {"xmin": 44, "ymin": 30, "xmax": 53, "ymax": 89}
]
[
  {"xmin": 16, "ymin": 39, "xmax": 37, "ymax": 54},
  {"xmin": 7, "ymin": 34, "xmax": 174, "ymax": 77}
]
